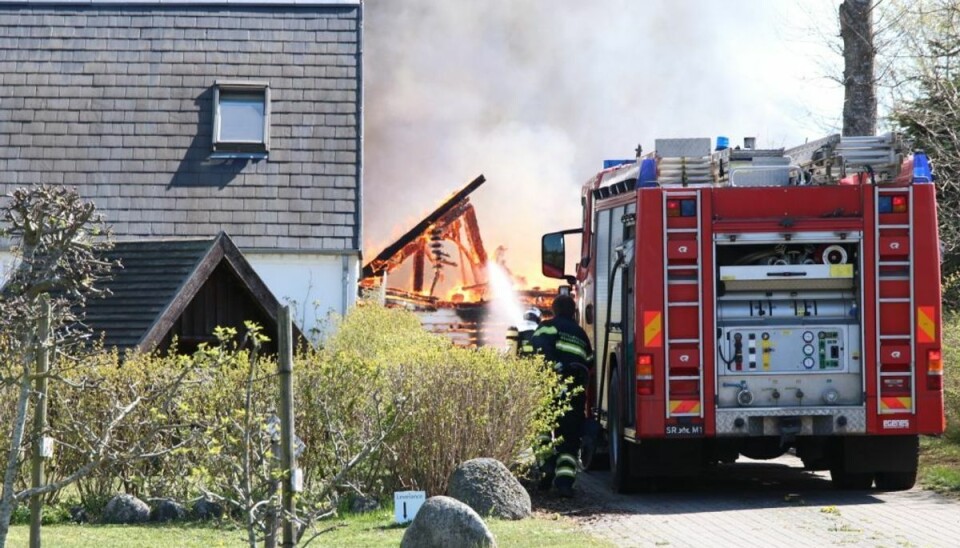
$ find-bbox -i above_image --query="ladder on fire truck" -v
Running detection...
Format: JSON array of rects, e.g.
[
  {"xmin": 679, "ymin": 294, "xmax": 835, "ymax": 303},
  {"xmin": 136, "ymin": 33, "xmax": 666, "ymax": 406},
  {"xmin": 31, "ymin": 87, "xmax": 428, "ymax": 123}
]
[
  {"xmin": 875, "ymin": 186, "xmax": 916, "ymax": 415},
  {"xmin": 662, "ymin": 190, "xmax": 705, "ymax": 419}
]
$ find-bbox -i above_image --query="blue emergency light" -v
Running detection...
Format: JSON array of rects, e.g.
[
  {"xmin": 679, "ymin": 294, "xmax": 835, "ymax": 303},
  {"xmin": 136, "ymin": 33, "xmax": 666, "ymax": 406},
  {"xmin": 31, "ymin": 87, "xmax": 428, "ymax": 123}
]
[
  {"xmin": 878, "ymin": 197, "xmax": 893, "ymax": 214},
  {"xmin": 603, "ymin": 159, "xmax": 636, "ymax": 169},
  {"xmin": 638, "ymin": 158, "xmax": 658, "ymax": 187},
  {"xmin": 913, "ymin": 152, "xmax": 933, "ymax": 183}
]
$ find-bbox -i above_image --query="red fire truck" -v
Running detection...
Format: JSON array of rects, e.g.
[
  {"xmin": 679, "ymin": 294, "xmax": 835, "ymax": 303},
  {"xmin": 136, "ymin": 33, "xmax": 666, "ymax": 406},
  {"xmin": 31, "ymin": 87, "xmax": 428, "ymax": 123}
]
[{"xmin": 541, "ymin": 134, "xmax": 945, "ymax": 492}]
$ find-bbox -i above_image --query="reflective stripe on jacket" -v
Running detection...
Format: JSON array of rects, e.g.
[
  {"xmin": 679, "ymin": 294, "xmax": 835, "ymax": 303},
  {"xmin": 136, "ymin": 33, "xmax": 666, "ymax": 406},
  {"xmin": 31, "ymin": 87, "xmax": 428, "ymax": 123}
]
[{"xmin": 531, "ymin": 316, "xmax": 593, "ymax": 368}]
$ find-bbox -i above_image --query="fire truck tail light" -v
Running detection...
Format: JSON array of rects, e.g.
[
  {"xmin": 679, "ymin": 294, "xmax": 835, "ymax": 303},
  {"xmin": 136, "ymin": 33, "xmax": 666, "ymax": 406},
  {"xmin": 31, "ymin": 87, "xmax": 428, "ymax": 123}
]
[
  {"xmin": 928, "ymin": 349, "xmax": 943, "ymax": 375},
  {"xmin": 928, "ymin": 349, "xmax": 943, "ymax": 371},
  {"xmin": 636, "ymin": 354, "xmax": 653, "ymax": 376},
  {"xmin": 878, "ymin": 195, "xmax": 908, "ymax": 214},
  {"xmin": 636, "ymin": 354, "xmax": 654, "ymax": 395},
  {"xmin": 927, "ymin": 349, "xmax": 943, "ymax": 390},
  {"xmin": 892, "ymin": 195, "xmax": 908, "ymax": 213},
  {"xmin": 667, "ymin": 199, "xmax": 697, "ymax": 217},
  {"xmin": 666, "ymin": 200, "xmax": 681, "ymax": 217}
]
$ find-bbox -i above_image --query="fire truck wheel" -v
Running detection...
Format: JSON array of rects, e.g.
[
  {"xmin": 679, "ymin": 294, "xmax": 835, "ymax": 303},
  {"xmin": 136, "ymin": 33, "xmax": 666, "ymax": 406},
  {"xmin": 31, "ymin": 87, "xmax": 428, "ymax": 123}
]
[
  {"xmin": 829, "ymin": 468, "xmax": 874, "ymax": 490},
  {"xmin": 874, "ymin": 470, "xmax": 917, "ymax": 491},
  {"xmin": 608, "ymin": 368, "xmax": 635, "ymax": 494},
  {"xmin": 579, "ymin": 423, "xmax": 609, "ymax": 471}
]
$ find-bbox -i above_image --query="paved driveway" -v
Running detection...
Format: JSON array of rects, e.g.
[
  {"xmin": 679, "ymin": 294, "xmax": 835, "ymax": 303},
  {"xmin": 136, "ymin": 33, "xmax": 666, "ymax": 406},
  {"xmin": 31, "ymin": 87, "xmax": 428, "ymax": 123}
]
[{"xmin": 571, "ymin": 455, "xmax": 960, "ymax": 547}]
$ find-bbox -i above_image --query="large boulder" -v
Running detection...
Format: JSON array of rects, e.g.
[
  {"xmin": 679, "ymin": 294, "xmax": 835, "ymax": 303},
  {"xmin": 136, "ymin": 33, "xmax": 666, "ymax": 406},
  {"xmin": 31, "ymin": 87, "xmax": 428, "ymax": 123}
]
[
  {"xmin": 400, "ymin": 496, "xmax": 496, "ymax": 548},
  {"xmin": 191, "ymin": 498, "xmax": 224, "ymax": 521},
  {"xmin": 101, "ymin": 493, "xmax": 150, "ymax": 524},
  {"xmin": 447, "ymin": 458, "xmax": 531, "ymax": 519},
  {"xmin": 150, "ymin": 499, "xmax": 186, "ymax": 522}
]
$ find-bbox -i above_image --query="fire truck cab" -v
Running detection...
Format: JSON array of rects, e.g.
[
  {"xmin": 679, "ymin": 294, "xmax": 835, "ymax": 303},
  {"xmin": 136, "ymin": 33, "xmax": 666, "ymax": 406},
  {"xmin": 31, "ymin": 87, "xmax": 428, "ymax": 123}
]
[{"xmin": 542, "ymin": 134, "xmax": 945, "ymax": 492}]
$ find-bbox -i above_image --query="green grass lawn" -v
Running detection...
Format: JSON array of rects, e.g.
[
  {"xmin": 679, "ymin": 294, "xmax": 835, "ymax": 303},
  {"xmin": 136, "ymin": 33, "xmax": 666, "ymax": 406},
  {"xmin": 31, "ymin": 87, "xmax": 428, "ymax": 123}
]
[
  {"xmin": 315, "ymin": 509, "xmax": 609, "ymax": 548},
  {"xmin": 6, "ymin": 510, "xmax": 608, "ymax": 548},
  {"xmin": 920, "ymin": 433, "xmax": 960, "ymax": 495},
  {"xmin": 5, "ymin": 522, "xmax": 243, "ymax": 547}
]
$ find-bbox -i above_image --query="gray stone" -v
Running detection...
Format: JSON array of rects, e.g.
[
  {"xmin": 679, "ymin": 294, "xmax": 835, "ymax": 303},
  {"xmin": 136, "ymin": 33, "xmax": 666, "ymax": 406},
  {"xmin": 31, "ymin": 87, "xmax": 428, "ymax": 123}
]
[
  {"xmin": 149, "ymin": 498, "xmax": 186, "ymax": 522},
  {"xmin": 447, "ymin": 458, "xmax": 531, "ymax": 520},
  {"xmin": 400, "ymin": 496, "xmax": 496, "ymax": 548},
  {"xmin": 349, "ymin": 495, "xmax": 380, "ymax": 514},
  {"xmin": 101, "ymin": 493, "xmax": 150, "ymax": 524},
  {"xmin": 191, "ymin": 498, "xmax": 224, "ymax": 521},
  {"xmin": 69, "ymin": 505, "xmax": 88, "ymax": 524}
]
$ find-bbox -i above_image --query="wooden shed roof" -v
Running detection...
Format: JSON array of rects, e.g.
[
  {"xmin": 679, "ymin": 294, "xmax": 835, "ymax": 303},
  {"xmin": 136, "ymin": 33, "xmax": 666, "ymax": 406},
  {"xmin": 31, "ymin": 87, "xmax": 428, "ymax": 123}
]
[{"xmin": 85, "ymin": 232, "xmax": 289, "ymax": 351}]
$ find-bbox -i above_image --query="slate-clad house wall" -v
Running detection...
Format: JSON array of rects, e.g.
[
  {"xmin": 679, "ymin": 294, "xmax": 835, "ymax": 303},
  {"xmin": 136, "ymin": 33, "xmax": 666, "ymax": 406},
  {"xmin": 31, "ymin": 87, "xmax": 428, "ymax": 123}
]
[{"xmin": 0, "ymin": 0, "xmax": 362, "ymax": 335}]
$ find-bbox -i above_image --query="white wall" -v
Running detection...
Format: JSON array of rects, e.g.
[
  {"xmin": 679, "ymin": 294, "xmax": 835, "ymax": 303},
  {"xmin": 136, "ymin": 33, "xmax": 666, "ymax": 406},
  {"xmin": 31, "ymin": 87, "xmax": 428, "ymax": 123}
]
[{"xmin": 246, "ymin": 252, "xmax": 359, "ymax": 339}]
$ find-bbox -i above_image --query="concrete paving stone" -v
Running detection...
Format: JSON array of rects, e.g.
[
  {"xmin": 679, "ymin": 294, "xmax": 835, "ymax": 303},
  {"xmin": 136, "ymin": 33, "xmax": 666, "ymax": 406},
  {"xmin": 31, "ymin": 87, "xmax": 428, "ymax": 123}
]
[{"xmin": 577, "ymin": 455, "xmax": 960, "ymax": 547}]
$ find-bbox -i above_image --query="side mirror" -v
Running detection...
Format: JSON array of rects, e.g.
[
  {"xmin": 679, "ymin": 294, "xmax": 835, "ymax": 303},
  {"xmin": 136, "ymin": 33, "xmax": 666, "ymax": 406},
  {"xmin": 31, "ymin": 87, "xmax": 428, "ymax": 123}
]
[
  {"xmin": 541, "ymin": 232, "xmax": 566, "ymax": 279},
  {"xmin": 542, "ymin": 229, "xmax": 582, "ymax": 282}
]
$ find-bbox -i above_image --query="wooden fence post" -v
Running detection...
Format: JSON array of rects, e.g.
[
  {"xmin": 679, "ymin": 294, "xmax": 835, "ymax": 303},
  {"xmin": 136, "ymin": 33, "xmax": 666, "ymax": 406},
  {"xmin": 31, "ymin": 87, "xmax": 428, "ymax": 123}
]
[
  {"xmin": 29, "ymin": 295, "xmax": 51, "ymax": 548},
  {"xmin": 278, "ymin": 305, "xmax": 296, "ymax": 547}
]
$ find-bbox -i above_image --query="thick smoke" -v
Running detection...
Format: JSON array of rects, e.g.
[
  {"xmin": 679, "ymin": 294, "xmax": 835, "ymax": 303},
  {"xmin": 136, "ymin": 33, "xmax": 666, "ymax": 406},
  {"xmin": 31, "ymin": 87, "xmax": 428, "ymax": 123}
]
[{"xmin": 363, "ymin": 0, "xmax": 841, "ymax": 289}]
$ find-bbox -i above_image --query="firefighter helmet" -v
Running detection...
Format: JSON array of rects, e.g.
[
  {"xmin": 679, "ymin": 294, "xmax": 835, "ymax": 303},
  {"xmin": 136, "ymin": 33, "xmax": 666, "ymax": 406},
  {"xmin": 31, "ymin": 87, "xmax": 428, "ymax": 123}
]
[{"xmin": 523, "ymin": 307, "xmax": 542, "ymax": 324}]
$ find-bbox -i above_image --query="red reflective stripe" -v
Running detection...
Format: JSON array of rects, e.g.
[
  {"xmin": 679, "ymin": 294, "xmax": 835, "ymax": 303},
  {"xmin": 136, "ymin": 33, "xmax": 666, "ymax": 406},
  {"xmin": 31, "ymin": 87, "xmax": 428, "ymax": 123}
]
[
  {"xmin": 880, "ymin": 397, "xmax": 911, "ymax": 411},
  {"xmin": 644, "ymin": 311, "xmax": 662, "ymax": 347},
  {"xmin": 670, "ymin": 400, "xmax": 700, "ymax": 414},
  {"xmin": 918, "ymin": 306, "xmax": 935, "ymax": 343}
]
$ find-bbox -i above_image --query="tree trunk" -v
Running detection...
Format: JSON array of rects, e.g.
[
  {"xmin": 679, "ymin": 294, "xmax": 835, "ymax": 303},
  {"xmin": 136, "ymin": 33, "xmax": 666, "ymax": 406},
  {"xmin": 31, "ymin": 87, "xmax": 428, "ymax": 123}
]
[
  {"xmin": 0, "ymin": 354, "xmax": 34, "ymax": 548},
  {"xmin": 840, "ymin": 0, "xmax": 877, "ymax": 136}
]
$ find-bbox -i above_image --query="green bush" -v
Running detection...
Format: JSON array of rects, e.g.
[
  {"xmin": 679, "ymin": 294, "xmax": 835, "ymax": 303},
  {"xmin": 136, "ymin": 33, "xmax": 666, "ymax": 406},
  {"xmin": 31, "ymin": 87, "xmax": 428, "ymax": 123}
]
[
  {"xmin": 942, "ymin": 313, "xmax": 960, "ymax": 439},
  {"xmin": 2, "ymin": 302, "xmax": 563, "ymax": 525},
  {"xmin": 49, "ymin": 347, "xmax": 214, "ymax": 506},
  {"xmin": 316, "ymin": 303, "xmax": 566, "ymax": 496},
  {"xmin": 943, "ymin": 272, "xmax": 960, "ymax": 313},
  {"xmin": 7, "ymin": 501, "xmax": 72, "ymax": 526}
]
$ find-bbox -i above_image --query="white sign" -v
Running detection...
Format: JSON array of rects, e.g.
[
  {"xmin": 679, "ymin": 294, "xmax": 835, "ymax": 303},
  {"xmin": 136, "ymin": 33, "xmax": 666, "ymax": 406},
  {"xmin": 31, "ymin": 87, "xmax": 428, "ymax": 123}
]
[
  {"xmin": 292, "ymin": 467, "xmax": 303, "ymax": 493},
  {"xmin": 394, "ymin": 491, "xmax": 426, "ymax": 524},
  {"xmin": 40, "ymin": 437, "xmax": 54, "ymax": 459},
  {"xmin": 883, "ymin": 419, "xmax": 910, "ymax": 430}
]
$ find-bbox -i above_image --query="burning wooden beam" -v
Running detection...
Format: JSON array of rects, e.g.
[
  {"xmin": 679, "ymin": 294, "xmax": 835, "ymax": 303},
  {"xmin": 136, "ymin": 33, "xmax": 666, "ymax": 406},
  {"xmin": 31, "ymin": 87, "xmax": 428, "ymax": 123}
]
[{"xmin": 361, "ymin": 174, "xmax": 486, "ymax": 282}]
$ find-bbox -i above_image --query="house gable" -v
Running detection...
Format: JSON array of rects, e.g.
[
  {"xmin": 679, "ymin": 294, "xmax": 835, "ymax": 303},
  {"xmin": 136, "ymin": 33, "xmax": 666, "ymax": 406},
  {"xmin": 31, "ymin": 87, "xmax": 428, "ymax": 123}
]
[{"xmin": 85, "ymin": 232, "xmax": 297, "ymax": 354}]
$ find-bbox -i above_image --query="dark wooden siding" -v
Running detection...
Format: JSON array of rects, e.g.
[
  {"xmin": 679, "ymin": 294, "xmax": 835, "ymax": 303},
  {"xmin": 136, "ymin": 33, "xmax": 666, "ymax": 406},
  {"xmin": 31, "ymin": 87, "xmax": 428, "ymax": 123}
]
[{"xmin": 160, "ymin": 262, "xmax": 277, "ymax": 355}]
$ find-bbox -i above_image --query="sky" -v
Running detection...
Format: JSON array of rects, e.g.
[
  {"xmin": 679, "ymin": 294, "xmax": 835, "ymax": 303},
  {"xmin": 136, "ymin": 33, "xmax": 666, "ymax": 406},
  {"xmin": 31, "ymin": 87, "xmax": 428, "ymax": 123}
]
[{"xmin": 363, "ymin": 0, "xmax": 846, "ymax": 291}]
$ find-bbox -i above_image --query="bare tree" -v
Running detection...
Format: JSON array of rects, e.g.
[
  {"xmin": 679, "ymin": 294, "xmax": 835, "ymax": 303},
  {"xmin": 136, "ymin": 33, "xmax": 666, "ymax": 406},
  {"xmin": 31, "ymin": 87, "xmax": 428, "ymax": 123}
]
[
  {"xmin": 0, "ymin": 185, "xmax": 116, "ymax": 546},
  {"xmin": 0, "ymin": 186, "xmax": 209, "ymax": 547},
  {"xmin": 841, "ymin": 0, "xmax": 879, "ymax": 135}
]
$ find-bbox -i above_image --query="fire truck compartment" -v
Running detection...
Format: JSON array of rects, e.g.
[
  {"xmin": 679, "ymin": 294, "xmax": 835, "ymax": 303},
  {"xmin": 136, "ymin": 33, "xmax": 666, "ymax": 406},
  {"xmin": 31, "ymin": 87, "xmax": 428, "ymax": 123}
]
[{"xmin": 714, "ymin": 233, "xmax": 865, "ymax": 435}]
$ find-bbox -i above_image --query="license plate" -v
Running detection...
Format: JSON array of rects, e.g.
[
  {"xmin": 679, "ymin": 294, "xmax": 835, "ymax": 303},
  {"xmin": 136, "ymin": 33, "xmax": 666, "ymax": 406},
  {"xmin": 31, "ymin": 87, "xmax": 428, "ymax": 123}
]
[{"xmin": 665, "ymin": 424, "xmax": 704, "ymax": 437}]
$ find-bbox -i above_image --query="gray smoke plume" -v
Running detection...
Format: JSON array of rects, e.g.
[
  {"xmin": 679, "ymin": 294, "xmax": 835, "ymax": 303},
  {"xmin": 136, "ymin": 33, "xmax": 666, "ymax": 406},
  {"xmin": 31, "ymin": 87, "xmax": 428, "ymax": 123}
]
[{"xmin": 363, "ymin": 0, "xmax": 841, "ymax": 288}]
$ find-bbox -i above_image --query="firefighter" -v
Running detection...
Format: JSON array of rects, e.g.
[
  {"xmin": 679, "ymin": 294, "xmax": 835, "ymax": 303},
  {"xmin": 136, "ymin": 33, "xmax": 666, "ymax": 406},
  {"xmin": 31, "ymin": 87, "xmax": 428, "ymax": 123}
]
[
  {"xmin": 517, "ymin": 307, "xmax": 541, "ymax": 356},
  {"xmin": 531, "ymin": 294, "xmax": 593, "ymax": 498}
]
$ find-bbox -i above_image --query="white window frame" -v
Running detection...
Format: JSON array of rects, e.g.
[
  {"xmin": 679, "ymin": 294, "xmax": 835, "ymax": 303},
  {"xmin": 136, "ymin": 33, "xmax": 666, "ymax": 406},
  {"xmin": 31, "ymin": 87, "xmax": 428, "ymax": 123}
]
[{"xmin": 212, "ymin": 80, "xmax": 271, "ymax": 157}]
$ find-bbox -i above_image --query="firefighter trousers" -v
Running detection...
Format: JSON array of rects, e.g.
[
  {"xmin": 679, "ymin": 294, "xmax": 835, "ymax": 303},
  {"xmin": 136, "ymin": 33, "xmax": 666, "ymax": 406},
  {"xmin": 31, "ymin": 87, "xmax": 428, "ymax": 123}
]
[{"xmin": 541, "ymin": 366, "xmax": 588, "ymax": 489}]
